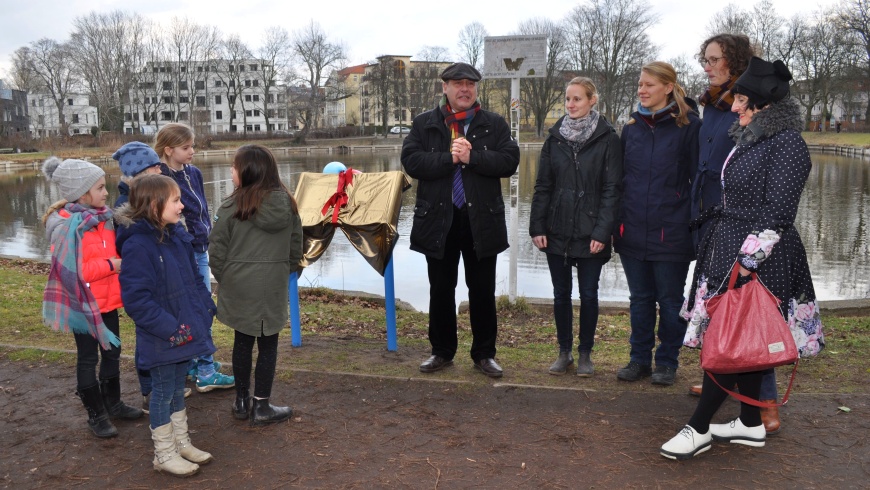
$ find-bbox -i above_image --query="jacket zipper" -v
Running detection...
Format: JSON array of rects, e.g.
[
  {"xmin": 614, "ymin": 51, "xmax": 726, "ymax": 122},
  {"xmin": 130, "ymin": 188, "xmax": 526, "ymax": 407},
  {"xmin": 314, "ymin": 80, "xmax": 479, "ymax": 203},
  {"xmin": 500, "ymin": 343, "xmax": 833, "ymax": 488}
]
[{"xmin": 180, "ymin": 167, "xmax": 210, "ymax": 234}]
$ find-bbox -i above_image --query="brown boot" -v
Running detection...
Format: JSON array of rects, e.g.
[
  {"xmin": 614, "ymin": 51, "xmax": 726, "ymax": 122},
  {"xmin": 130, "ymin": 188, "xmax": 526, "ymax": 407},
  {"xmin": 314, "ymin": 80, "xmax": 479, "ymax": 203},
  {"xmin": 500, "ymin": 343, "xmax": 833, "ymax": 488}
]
[
  {"xmin": 688, "ymin": 384, "xmax": 702, "ymax": 397},
  {"xmin": 760, "ymin": 400, "xmax": 781, "ymax": 435}
]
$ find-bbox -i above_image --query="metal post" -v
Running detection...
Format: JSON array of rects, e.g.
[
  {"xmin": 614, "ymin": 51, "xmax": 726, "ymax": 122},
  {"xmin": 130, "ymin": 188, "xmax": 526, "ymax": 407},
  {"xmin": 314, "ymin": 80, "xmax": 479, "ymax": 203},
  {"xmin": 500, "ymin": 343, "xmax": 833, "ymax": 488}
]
[
  {"xmin": 508, "ymin": 77, "xmax": 520, "ymax": 302},
  {"xmin": 289, "ymin": 271, "xmax": 302, "ymax": 347},
  {"xmin": 384, "ymin": 255, "xmax": 397, "ymax": 351}
]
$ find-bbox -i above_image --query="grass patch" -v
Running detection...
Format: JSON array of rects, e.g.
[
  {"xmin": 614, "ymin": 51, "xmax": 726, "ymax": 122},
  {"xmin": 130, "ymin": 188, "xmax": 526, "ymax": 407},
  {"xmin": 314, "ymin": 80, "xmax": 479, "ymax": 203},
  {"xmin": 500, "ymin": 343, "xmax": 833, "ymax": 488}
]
[
  {"xmin": 1, "ymin": 257, "xmax": 867, "ymax": 393},
  {"xmin": 802, "ymin": 132, "xmax": 870, "ymax": 148}
]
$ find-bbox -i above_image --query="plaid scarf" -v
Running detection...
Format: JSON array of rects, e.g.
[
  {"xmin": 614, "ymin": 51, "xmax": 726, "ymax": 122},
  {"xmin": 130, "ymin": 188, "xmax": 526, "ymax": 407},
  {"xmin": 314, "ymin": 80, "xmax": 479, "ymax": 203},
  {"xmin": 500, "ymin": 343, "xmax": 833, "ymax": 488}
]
[
  {"xmin": 42, "ymin": 203, "xmax": 120, "ymax": 350},
  {"xmin": 699, "ymin": 78, "xmax": 736, "ymax": 112},
  {"xmin": 439, "ymin": 94, "xmax": 480, "ymax": 139}
]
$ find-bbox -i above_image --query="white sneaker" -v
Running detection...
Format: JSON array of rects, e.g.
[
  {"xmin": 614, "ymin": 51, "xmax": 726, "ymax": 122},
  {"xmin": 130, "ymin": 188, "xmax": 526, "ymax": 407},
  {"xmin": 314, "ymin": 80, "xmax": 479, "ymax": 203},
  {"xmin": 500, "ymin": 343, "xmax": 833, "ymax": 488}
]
[
  {"xmin": 660, "ymin": 425, "xmax": 712, "ymax": 460},
  {"xmin": 710, "ymin": 418, "xmax": 766, "ymax": 447}
]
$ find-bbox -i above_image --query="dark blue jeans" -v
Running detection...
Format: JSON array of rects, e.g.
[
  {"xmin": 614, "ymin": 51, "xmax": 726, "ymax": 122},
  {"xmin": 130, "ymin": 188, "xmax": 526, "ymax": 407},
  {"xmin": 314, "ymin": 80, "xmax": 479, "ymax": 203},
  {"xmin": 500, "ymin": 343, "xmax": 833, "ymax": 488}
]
[
  {"xmin": 149, "ymin": 361, "xmax": 188, "ymax": 429},
  {"xmin": 546, "ymin": 253, "xmax": 608, "ymax": 353},
  {"xmin": 620, "ymin": 256, "xmax": 690, "ymax": 369},
  {"xmin": 426, "ymin": 206, "xmax": 498, "ymax": 362}
]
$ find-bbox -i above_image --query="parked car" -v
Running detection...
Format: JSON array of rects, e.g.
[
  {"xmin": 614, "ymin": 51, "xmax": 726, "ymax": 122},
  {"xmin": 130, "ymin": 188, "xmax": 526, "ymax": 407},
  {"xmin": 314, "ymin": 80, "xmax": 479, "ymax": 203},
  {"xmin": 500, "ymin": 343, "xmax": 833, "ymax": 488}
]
[{"xmin": 390, "ymin": 126, "xmax": 410, "ymax": 134}]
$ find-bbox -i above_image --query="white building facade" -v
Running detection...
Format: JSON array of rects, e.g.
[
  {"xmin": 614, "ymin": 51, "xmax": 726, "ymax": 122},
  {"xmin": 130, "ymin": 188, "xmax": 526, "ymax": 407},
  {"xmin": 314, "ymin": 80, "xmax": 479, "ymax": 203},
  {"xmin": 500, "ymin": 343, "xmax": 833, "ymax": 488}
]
[{"xmin": 28, "ymin": 93, "xmax": 99, "ymax": 137}]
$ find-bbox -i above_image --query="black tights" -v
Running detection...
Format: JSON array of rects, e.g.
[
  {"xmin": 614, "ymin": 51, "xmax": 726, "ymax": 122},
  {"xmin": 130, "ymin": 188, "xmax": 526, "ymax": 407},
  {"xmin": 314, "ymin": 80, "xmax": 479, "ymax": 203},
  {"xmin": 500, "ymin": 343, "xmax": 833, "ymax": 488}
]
[
  {"xmin": 232, "ymin": 330, "xmax": 279, "ymax": 399},
  {"xmin": 688, "ymin": 370, "xmax": 764, "ymax": 434},
  {"xmin": 73, "ymin": 310, "xmax": 121, "ymax": 390}
]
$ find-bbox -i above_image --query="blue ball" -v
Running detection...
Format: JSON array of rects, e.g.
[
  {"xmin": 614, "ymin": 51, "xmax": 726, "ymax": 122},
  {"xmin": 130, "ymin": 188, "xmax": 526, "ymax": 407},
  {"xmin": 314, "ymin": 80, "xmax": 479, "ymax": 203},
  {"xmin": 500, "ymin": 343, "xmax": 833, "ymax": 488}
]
[{"xmin": 322, "ymin": 161, "xmax": 347, "ymax": 174}]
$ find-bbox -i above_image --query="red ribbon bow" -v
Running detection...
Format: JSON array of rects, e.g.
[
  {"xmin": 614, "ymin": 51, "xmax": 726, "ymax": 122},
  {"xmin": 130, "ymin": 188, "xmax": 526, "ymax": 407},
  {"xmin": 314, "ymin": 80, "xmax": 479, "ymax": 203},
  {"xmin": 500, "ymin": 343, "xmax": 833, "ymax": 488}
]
[{"xmin": 320, "ymin": 169, "xmax": 354, "ymax": 224}]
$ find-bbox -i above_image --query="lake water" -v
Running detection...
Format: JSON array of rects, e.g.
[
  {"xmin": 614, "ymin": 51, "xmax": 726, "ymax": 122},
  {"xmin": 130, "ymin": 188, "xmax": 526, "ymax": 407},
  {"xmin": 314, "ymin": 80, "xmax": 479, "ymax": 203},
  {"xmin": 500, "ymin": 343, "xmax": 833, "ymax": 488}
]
[{"xmin": 1, "ymin": 149, "xmax": 868, "ymax": 312}]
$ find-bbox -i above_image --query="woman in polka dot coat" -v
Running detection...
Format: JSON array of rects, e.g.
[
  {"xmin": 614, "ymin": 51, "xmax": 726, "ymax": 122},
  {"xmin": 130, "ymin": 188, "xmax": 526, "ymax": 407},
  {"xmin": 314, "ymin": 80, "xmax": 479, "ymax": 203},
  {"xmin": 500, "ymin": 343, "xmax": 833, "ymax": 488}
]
[{"xmin": 661, "ymin": 57, "xmax": 824, "ymax": 461}]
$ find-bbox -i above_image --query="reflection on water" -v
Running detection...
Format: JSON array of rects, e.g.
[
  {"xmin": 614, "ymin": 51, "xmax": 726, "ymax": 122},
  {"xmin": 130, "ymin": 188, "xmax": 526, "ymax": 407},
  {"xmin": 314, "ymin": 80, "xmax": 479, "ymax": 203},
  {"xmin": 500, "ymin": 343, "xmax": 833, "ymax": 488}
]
[{"xmin": 2, "ymin": 150, "xmax": 868, "ymax": 312}]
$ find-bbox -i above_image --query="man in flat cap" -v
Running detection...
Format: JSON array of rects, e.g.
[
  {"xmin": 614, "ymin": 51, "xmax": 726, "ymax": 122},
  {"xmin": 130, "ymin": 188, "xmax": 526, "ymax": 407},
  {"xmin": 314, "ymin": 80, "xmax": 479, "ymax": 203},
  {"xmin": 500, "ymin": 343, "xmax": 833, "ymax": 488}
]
[{"xmin": 401, "ymin": 62, "xmax": 520, "ymax": 378}]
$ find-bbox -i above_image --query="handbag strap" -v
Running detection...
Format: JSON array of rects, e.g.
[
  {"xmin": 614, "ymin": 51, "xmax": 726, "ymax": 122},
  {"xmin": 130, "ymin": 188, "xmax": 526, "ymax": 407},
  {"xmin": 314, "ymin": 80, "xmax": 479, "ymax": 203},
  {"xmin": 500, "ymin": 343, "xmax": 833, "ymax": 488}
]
[
  {"xmin": 705, "ymin": 360, "xmax": 799, "ymax": 408},
  {"xmin": 726, "ymin": 261, "xmax": 756, "ymax": 290}
]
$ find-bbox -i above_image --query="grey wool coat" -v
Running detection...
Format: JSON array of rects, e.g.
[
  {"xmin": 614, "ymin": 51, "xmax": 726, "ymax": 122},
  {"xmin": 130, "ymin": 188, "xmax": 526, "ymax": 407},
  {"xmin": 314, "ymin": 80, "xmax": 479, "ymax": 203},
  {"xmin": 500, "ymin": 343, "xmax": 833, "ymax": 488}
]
[{"xmin": 209, "ymin": 190, "xmax": 302, "ymax": 337}]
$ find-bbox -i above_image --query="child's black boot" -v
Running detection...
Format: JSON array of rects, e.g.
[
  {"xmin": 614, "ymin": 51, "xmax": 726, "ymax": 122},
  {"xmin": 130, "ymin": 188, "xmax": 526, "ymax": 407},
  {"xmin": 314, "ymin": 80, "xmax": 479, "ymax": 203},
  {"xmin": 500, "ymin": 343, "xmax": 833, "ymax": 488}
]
[
  {"xmin": 101, "ymin": 377, "xmax": 144, "ymax": 420},
  {"xmin": 77, "ymin": 384, "xmax": 119, "ymax": 438}
]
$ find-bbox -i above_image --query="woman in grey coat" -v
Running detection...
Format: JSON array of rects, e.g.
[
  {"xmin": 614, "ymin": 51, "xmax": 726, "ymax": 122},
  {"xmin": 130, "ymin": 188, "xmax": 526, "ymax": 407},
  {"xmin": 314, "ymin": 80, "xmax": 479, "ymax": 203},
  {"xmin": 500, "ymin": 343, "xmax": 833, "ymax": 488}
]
[{"xmin": 209, "ymin": 145, "xmax": 303, "ymax": 426}]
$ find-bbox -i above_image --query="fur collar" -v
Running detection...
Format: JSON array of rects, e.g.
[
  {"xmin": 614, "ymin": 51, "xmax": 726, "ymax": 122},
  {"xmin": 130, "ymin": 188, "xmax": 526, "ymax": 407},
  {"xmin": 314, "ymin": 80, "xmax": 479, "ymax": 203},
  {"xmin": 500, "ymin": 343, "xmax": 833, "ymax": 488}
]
[{"xmin": 728, "ymin": 96, "xmax": 803, "ymax": 145}]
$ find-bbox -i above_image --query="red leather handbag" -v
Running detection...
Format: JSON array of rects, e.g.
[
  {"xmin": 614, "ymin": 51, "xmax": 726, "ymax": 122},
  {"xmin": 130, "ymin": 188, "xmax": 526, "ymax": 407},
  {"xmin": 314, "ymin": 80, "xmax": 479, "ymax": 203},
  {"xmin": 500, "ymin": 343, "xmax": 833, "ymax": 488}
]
[{"xmin": 701, "ymin": 263, "xmax": 798, "ymax": 374}]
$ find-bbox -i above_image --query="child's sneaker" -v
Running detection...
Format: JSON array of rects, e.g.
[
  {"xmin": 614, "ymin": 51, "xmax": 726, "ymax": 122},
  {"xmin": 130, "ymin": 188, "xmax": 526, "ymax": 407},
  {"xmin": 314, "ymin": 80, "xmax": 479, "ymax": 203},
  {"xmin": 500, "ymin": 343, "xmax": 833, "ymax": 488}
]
[
  {"xmin": 189, "ymin": 361, "xmax": 222, "ymax": 381},
  {"xmin": 195, "ymin": 372, "xmax": 235, "ymax": 393}
]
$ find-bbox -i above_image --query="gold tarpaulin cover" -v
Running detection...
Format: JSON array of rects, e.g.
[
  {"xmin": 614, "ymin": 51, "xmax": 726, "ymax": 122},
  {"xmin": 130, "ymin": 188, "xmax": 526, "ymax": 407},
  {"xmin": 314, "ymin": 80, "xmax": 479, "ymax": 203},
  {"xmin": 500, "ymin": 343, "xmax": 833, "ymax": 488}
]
[{"xmin": 294, "ymin": 171, "xmax": 411, "ymax": 276}]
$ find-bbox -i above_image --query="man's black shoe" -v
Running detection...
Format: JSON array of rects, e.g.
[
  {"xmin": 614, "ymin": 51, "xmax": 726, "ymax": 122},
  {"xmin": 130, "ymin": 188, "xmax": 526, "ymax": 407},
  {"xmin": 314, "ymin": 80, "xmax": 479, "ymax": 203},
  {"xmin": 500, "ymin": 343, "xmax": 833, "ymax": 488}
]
[
  {"xmin": 651, "ymin": 365, "xmax": 677, "ymax": 386},
  {"xmin": 474, "ymin": 358, "xmax": 504, "ymax": 378},
  {"xmin": 419, "ymin": 355, "xmax": 453, "ymax": 373}
]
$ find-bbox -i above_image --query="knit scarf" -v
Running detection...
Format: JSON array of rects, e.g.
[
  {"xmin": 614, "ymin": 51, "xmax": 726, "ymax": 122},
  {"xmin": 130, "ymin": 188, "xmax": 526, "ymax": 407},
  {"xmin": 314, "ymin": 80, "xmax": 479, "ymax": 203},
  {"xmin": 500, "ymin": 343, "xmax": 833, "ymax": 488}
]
[
  {"xmin": 559, "ymin": 110, "xmax": 600, "ymax": 150},
  {"xmin": 42, "ymin": 203, "xmax": 120, "ymax": 350},
  {"xmin": 699, "ymin": 78, "xmax": 736, "ymax": 112},
  {"xmin": 637, "ymin": 101, "xmax": 676, "ymax": 127},
  {"xmin": 440, "ymin": 94, "xmax": 480, "ymax": 139}
]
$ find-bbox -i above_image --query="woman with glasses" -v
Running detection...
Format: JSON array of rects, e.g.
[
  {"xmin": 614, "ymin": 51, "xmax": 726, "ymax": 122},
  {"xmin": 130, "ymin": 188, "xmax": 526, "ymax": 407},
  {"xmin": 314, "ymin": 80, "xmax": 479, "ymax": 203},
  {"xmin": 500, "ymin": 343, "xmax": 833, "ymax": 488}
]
[{"xmin": 689, "ymin": 35, "xmax": 783, "ymax": 437}]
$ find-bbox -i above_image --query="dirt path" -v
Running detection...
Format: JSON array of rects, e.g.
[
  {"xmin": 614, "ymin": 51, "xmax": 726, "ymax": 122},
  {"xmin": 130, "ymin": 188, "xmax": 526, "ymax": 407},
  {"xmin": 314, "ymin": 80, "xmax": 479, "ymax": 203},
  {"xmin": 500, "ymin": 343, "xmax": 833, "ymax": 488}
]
[{"xmin": 1, "ymin": 353, "xmax": 867, "ymax": 489}]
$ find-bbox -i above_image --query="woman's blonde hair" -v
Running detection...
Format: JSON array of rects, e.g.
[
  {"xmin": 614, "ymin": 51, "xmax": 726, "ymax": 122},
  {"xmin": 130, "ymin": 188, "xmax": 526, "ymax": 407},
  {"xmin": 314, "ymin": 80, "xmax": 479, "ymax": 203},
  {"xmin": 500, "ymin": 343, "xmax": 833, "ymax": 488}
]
[
  {"xmin": 154, "ymin": 123, "xmax": 195, "ymax": 161},
  {"xmin": 635, "ymin": 61, "xmax": 693, "ymax": 127},
  {"xmin": 566, "ymin": 76, "xmax": 598, "ymax": 102}
]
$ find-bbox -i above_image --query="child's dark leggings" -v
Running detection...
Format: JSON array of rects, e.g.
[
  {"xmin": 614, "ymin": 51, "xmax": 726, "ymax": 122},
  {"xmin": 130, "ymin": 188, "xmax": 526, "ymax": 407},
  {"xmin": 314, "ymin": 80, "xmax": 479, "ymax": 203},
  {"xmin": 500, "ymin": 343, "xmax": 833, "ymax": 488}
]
[
  {"xmin": 232, "ymin": 330, "xmax": 279, "ymax": 399},
  {"xmin": 73, "ymin": 309, "xmax": 121, "ymax": 390}
]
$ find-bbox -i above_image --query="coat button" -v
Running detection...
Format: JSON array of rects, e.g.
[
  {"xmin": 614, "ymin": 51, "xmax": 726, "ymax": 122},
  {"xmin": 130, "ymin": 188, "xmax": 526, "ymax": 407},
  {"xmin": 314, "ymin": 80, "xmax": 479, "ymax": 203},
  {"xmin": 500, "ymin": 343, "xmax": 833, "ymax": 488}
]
[
  {"xmin": 468, "ymin": 202, "xmax": 473, "ymax": 207},
  {"xmin": 707, "ymin": 137, "xmax": 713, "ymax": 142}
]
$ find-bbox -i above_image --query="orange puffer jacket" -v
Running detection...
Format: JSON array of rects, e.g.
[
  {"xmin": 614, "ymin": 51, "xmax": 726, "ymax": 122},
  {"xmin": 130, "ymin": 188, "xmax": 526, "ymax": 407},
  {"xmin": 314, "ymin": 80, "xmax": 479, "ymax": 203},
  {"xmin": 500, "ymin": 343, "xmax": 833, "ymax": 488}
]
[{"xmin": 56, "ymin": 209, "xmax": 123, "ymax": 312}]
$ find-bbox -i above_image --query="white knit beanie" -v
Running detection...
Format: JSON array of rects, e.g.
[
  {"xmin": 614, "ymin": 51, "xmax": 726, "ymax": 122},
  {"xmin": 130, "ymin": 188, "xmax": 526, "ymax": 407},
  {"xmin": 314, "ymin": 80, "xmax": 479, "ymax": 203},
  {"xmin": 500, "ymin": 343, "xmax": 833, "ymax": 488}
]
[{"xmin": 42, "ymin": 157, "xmax": 106, "ymax": 202}]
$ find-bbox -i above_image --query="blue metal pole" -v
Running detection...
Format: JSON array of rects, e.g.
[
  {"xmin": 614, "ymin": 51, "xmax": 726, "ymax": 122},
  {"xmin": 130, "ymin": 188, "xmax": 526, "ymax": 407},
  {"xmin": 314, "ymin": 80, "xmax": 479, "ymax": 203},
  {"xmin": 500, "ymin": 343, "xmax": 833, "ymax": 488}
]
[
  {"xmin": 289, "ymin": 271, "xmax": 301, "ymax": 347},
  {"xmin": 385, "ymin": 254, "xmax": 397, "ymax": 351}
]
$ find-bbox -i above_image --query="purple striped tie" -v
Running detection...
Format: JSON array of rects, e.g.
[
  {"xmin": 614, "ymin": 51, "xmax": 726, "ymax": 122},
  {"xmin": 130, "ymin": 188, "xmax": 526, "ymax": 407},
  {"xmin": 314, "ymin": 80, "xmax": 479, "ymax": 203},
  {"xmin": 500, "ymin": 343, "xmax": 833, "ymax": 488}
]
[{"xmin": 452, "ymin": 166, "xmax": 465, "ymax": 208}]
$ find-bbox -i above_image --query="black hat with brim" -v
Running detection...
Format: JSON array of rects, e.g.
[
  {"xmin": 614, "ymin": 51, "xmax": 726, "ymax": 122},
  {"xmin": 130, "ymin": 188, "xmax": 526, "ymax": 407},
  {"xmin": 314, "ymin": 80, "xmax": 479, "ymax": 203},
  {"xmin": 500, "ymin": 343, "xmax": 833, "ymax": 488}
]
[{"xmin": 732, "ymin": 56, "xmax": 793, "ymax": 107}]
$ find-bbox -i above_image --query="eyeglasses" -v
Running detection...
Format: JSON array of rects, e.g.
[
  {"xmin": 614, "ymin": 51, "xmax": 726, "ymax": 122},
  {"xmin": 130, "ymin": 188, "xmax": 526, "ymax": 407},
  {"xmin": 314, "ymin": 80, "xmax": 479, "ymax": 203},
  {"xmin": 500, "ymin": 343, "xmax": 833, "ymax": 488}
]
[{"xmin": 698, "ymin": 56, "xmax": 725, "ymax": 67}]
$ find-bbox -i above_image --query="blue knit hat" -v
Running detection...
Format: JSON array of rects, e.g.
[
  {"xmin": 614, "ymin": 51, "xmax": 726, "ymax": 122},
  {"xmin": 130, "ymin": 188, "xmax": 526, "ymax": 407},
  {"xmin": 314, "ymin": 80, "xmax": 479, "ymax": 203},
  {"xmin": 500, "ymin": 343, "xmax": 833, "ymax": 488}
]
[{"xmin": 112, "ymin": 141, "xmax": 161, "ymax": 177}]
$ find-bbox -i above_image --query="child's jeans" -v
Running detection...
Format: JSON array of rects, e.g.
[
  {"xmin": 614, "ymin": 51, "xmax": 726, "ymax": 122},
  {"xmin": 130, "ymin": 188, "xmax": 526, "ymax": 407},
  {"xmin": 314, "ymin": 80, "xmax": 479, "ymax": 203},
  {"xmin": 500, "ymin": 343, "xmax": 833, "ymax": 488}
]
[
  {"xmin": 192, "ymin": 250, "xmax": 216, "ymax": 376},
  {"xmin": 149, "ymin": 361, "xmax": 189, "ymax": 428}
]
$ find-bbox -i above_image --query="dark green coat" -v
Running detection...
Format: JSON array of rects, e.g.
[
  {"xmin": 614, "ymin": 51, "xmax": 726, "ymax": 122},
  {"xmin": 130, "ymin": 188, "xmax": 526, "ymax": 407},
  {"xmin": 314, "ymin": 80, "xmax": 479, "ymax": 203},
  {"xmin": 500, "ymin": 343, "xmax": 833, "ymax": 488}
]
[{"xmin": 209, "ymin": 190, "xmax": 302, "ymax": 337}]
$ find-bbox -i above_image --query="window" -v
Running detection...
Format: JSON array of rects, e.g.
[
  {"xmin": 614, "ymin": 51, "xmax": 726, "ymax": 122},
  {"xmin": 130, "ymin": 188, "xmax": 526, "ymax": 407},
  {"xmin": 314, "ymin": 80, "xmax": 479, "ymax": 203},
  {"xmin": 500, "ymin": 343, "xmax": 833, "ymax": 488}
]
[
  {"xmin": 215, "ymin": 95, "xmax": 222, "ymax": 104},
  {"xmin": 180, "ymin": 66, "xmax": 186, "ymax": 73},
  {"xmin": 246, "ymin": 125, "xmax": 253, "ymax": 131},
  {"xmin": 179, "ymin": 81, "xmax": 188, "ymax": 90},
  {"xmin": 72, "ymin": 114, "xmax": 79, "ymax": 123},
  {"xmin": 253, "ymin": 94, "xmax": 260, "ymax": 102},
  {"xmin": 254, "ymin": 124, "xmax": 261, "ymax": 131},
  {"xmin": 229, "ymin": 80, "xmax": 235, "ymax": 88},
  {"xmin": 31, "ymin": 99, "xmax": 36, "ymax": 107},
  {"xmin": 67, "ymin": 99, "xmax": 73, "ymax": 106},
  {"xmin": 133, "ymin": 112, "xmax": 139, "ymax": 121},
  {"xmin": 215, "ymin": 80, "xmax": 222, "ymax": 87},
  {"xmin": 245, "ymin": 95, "xmax": 252, "ymax": 102},
  {"xmin": 230, "ymin": 124, "xmax": 237, "ymax": 132},
  {"xmin": 267, "ymin": 94, "xmax": 274, "ymax": 103},
  {"xmin": 163, "ymin": 82, "xmax": 172, "ymax": 90},
  {"xmin": 159, "ymin": 66, "xmax": 166, "ymax": 73},
  {"xmin": 245, "ymin": 110, "xmax": 252, "ymax": 117},
  {"xmin": 124, "ymin": 113, "xmax": 131, "ymax": 121},
  {"xmin": 195, "ymin": 80, "xmax": 205, "ymax": 90},
  {"xmin": 239, "ymin": 64, "xmax": 245, "ymax": 72},
  {"xmin": 161, "ymin": 111, "xmax": 174, "ymax": 120},
  {"xmin": 245, "ymin": 80, "xmax": 251, "ymax": 87},
  {"xmin": 250, "ymin": 64, "xmax": 258, "ymax": 71},
  {"xmin": 196, "ymin": 96, "xmax": 206, "ymax": 107},
  {"xmin": 228, "ymin": 95, "xmax": 236, "ymax": 104},
  {"xmin": 164, "ymin": 96, "xmax": 174, "ymax": 104},
  {"xmin": 73, "ymin": 129, "xmax": 80, "ymax": 134},
  {"xmin": 253, "ymin": 80, "xmax": 259, "ymax": 87},
  {"xmin": 178, "ymin": 111, "xmax": 188, "ymax": 120},
  {"xmin": 254, "ymin": 110, "xmax": 260, "ymax": 117},
  {"xmin": 179, "ymin": 96, "xmax": 188, "ymax": 103},
  {"xmin": 215, "ymin": 110, "xmax": 223, "ymax": 120},
  {"xmin": 228, "ymin": 64, "xmax": 235, "ymax": 72}
]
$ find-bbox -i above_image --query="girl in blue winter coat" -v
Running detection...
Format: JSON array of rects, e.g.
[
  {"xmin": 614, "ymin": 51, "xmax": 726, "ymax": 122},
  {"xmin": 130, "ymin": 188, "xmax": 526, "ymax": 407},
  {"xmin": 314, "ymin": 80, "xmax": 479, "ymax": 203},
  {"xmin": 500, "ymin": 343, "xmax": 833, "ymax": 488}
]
[
  {"xmin": 116, "ymin": 174, "xmax": 216, "ymax": 477},
  {"xmin": 155, "ymin": 123, "xmax": 234, "ymax": 392}
]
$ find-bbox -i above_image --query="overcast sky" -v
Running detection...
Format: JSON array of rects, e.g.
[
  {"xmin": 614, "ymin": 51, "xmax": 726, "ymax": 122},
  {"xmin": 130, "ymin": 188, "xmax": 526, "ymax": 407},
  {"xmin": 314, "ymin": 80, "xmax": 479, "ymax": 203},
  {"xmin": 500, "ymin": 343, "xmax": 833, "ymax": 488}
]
[{"xmin": 0, "ymin": 0, "xmax": 839, "ymax": 82}]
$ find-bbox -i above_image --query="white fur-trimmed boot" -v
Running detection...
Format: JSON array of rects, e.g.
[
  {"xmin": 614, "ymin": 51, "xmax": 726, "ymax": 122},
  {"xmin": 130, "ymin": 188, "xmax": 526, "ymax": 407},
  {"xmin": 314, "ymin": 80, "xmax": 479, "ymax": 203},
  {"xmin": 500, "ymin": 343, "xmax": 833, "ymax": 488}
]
[
  {"xmin": 170, "ymin": 409, "xmax": 213, "ymax": 464},
  {"xmin": 151, "ymin": 422, "xmax": 199, "ymax": 477}
]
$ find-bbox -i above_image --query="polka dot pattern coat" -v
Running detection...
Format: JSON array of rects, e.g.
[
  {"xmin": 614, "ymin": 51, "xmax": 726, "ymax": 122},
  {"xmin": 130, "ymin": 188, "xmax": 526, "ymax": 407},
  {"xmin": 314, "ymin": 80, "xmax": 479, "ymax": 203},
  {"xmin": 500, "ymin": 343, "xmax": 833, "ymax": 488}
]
[{"xmin": 682, "ymin": 97, "xmax": 824, "ymax": 358}]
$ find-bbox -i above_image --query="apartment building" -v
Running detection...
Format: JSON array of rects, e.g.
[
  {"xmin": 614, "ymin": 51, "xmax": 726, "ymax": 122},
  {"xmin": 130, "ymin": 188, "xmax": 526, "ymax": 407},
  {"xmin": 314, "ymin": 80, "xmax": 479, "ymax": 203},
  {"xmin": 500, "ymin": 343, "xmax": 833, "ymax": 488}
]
[
  {"xmin": 0, "ymin": 80, "xmax": 29, "ymax": 137},
  {"xmin": 359, "ymin": 56, "xmax": 451, "ymax": 130},
  {"xmin": 324, "ymin": 64, "xmax": 366, "ymax": 128},
  {"xmin": 28, "ymin": 93, "xmax": 98, "ymax": 137}
]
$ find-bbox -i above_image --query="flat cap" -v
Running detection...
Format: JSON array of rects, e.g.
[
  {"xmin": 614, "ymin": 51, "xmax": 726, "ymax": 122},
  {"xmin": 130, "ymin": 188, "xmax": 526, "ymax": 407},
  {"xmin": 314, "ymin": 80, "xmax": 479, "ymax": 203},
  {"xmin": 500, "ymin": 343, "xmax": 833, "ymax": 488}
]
[{"xmin": 440, "ymin": 62, "xmax": 482, "ymax": 82}]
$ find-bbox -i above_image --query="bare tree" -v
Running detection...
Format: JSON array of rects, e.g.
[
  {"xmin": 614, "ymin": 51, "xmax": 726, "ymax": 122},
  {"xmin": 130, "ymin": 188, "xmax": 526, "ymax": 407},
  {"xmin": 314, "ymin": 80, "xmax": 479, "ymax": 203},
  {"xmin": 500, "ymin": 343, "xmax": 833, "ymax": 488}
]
[
  {"xmin": 565, "ymin": 0, "xmax": 659, "ymax": 123},
  {"xmin": 364, "ymin": 56, "xmax": 407, "ymax": 138},
  {"xmin": 255, "ymin": 26, "xmax": 292, "ymax": 134},
  {"xmin": 750, "ymin": 0, "xmax": 785, "ymax": 58},
  {"xmin": 457, "ymin": 22, "xmax": 488, "ymax": 69},
  {"xmin": 291, "ymin": 20, "xmax": 347, "ymax": 143},
  {"xmin": 214, "ymin": 35, "xmax": 252, "ymax": 134},
  {"xmin": 669, "ymin": 55, "xmax": 708, "ymax": 102},
  {"xmin": 837, "ymin": 0, "xmax": 870, "ymax": 123},
  {"xmin": 164, "ymin": 17, "xmax": 221, "ymax": 132},
  {"xmin": 514, "ymin": 18, "xmax": 570, "ymax": 137},
  {"xmin": 128, "ymin": 23, "xmax": 167, "ymax": 133},
  {"xmin": 792, "ymin": 10, "xmax": 852, "ymax": 130},
  {"xmin": 705, "ymin": 4, "xmax": 753, "ymax": 37},
  {"xmin": 27, "ymin": 38, "xmax": 77, "ymax": 135},
  {"xmin": 8, "ymin": 47, "xmax": 41, "ymax": 92},
  {"xmin": 69, "ymin": 10, "xmax": 146, "ymax": 134},
  {"xmin": 417, "ymin": 46, "xmax": 451, "ymax": 62}
]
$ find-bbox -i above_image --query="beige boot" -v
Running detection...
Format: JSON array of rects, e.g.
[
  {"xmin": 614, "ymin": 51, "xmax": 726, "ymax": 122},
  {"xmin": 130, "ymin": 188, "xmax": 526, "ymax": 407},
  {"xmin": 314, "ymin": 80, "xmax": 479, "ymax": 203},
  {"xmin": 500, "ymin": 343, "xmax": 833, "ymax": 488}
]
[
  {"xmin": 170, "ymin": 409, "xmax": 213, "ymax": 464},
  {"xmin": 151, "ymin": 422, "xmax": 199, "ymax": 477}
]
